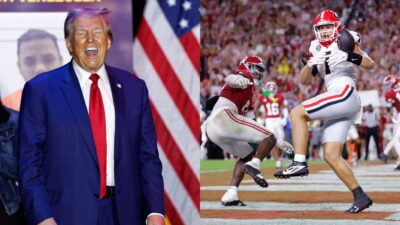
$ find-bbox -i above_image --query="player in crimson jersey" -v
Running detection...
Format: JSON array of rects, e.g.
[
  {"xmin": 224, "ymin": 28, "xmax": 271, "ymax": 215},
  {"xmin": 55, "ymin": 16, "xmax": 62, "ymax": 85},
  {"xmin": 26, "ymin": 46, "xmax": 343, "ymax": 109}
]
[
  {"xmin": 381, "ymin": 76, "xmax": 400, "ymax": 171},
  {"xmin": 202, "ymin": 56, "xmax": 293, "ymax": 206},
  {"xmin": 274, "ymin": 10, "xmax": 375, "ymax": 213},
  {"xmin": 257, "ymin": 81, "xmax": 288, "ymax": 168}
]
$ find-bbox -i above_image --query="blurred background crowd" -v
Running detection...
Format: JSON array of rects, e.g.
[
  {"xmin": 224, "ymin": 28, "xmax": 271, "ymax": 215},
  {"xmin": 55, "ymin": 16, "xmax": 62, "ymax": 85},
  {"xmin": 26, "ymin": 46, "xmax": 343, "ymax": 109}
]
[{"xmin": 200, "ymin": 0, "xmax": 400, "ymax": 162}]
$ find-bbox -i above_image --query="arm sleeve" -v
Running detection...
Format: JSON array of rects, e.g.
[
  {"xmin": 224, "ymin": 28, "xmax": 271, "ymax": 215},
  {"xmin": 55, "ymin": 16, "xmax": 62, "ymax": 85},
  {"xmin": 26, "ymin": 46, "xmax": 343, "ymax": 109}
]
[
  {"xmin": 0, "ymin": 154, "xmax": 18, "ymax": 180},
  {"xmin": 308, "ymin": 41, "xmax": 316, "ymax": 56},
  {"xmin": 385, "ymin": 91, "xmax": 395, "ymax": 104},
  {"xmin": 18, "ymin": 82, "xmax": 53, "ymax": 224},
  {"xmin": 224, "ymin": 74, "xmax": 248, "ymax": 88},
  {"xmin": 139, "ymin": 81, "xmax": 165, "ymax": 217}
]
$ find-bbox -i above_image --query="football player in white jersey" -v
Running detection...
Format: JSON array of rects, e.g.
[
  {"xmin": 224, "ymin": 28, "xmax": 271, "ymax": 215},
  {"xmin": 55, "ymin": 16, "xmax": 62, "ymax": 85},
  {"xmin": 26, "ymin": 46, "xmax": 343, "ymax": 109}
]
[{"xmin": 274, "ymin": 10, "xmax": 375, "ymax": 213}]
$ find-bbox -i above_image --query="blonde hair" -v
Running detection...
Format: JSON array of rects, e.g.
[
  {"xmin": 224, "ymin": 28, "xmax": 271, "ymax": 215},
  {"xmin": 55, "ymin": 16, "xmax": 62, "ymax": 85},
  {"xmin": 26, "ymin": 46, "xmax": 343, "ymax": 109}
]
[{"xmin": 64, "ymin": 8, "xmax": 113, "ymax": 42}]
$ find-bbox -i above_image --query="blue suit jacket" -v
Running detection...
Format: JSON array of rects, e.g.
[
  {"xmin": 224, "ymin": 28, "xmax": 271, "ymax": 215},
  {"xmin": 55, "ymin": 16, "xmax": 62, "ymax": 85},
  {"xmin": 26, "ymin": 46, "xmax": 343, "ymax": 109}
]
[{"xmin": 18, "ymin": 62, "xmax": 165, "ymax": 225}]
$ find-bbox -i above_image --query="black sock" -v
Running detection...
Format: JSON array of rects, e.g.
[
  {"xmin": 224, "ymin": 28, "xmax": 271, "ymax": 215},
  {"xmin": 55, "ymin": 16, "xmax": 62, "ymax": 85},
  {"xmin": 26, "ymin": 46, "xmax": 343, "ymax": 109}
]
[{"xmin": 351, "ymin": 186, "xmax": 365, "ymax": 200}]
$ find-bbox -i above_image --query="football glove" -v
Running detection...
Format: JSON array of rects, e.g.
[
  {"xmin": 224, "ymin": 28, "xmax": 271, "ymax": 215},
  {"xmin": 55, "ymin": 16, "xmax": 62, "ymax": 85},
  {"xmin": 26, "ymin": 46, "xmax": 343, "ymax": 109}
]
[
  {"xmin": 307, "ymin": 54, "xmax": 326, "ymax": 67},
  {"xmin": 235, "ymin": 77, "xmax": 252, "ymax": 89}
]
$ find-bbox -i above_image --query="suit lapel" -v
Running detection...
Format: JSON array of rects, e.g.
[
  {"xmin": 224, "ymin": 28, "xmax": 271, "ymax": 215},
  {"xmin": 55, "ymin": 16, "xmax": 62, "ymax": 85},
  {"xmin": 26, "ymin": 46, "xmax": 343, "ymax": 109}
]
[
  {"xmin": 106, "ymin": 65, "xmax": 125, "ymax": 162},
  {"xmin": 61, "ymin": 62, "xmax": 98, "ymax": 163}
]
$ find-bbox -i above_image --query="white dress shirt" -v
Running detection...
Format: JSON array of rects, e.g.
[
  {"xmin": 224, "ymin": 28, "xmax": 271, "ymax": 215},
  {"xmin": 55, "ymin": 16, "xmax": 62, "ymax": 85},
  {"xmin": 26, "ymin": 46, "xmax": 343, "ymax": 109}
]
[
  {"xmin": 363, "ymin": 110, "xmax": 379, "ymax": 128},
  {"xmin": 73, "ymin": 60, "xmax": 115, "ymax": 186}
]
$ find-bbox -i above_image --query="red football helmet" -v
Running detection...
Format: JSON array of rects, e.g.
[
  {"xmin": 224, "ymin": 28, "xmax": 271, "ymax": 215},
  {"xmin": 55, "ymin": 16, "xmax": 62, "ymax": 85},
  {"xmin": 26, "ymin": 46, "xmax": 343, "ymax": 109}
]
[
  {"xmin": 237, "ymin": 56, "xmax": 266, "ymax": 80},
  {"xmin": 383, "ymin": 75, "xmax": 396, "ymax": 87},
  {"xmin": 265, "ymin": 81, "xmax": 278, "ymax": 96},
  {"xmin": 392, "ymin": 77, "xmax": 400, "ymax": 92},
  {"xmin": 313, "ymin": 10, "xmax": 342, "ymax": 45}
]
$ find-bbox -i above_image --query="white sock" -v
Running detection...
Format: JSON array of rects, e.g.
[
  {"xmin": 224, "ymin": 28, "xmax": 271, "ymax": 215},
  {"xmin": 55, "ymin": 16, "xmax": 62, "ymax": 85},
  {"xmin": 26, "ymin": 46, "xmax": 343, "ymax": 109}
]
[
  {"xmin": 294, "ymin": 154, "xmax": 306, "ymax": 162},
  {"xmin": 228, "ymin": 186, "xmax": 238, "ymax": 191},
  {"xmin": 249, "ymin": 158, "xmax": 261, "ymax": 168}
]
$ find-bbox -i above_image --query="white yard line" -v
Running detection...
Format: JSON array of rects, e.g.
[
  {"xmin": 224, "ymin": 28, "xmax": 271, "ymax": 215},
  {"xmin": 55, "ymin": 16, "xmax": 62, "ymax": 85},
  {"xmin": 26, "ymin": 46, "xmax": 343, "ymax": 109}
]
[
  {"xmin": 201, "ymin": 184, "xmax": 400, "ymax": 192},
  {"xmin": 201, "ymin": 201, "xmax": 400, "ymax": 212},
  {"xmin": 200, "ymin": 219, "xmax": 400, "ymax": 225},
  {"xmin": 203, "ymin": 164, "xmax": 400, "ymax": 192},
  {"xmin": 385, "ymin": 212, "xmax": 400, "ymax": 220}
]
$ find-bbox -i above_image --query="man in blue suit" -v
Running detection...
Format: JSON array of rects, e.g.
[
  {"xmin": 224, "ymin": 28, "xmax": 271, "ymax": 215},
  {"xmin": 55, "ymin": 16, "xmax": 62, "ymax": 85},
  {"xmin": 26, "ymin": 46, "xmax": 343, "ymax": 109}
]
[{"xmin": 18, "ymin": 8, "xmax": 165, "ymax": 225}]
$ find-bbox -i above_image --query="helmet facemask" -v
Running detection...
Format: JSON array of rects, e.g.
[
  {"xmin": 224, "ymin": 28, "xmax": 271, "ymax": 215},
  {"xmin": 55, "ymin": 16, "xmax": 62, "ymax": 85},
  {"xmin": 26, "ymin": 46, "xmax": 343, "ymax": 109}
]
[
  {"xmin": 314, "ymin": 22, "xmax": 339, "ymax": 42},
  {"xmin": 246, "ymin": 63, "xmax": 266, "ymax": 81}
]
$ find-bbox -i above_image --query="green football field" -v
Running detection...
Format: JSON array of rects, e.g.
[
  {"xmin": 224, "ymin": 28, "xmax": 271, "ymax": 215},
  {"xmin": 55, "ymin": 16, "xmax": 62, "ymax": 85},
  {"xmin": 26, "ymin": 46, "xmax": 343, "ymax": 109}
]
[{"xmin": 200, "ymin": 159, "xmax": 326, "ymax": 172}]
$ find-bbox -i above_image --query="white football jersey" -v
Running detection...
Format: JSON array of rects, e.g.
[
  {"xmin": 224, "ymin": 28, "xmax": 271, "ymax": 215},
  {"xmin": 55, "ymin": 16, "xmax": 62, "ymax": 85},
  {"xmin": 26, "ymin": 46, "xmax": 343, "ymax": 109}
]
[{"xmin": 309, "ymin": 31, "xmax": 361, "ymax": 90}]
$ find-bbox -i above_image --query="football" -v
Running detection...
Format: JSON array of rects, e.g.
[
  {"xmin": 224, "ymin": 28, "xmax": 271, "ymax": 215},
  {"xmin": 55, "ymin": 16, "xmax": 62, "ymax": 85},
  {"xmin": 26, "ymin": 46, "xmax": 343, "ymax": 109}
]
[{"xmin": 337, "ymin": 28, "xmax": 355, "ymax": 52}]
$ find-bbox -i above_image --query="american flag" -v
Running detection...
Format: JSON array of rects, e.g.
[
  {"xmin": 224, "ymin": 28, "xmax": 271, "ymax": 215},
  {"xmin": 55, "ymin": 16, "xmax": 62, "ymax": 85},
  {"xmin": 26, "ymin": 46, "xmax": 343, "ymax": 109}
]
[{"xmin": 133, "ymin": 0, "xmax": 200, "ymax": 225}]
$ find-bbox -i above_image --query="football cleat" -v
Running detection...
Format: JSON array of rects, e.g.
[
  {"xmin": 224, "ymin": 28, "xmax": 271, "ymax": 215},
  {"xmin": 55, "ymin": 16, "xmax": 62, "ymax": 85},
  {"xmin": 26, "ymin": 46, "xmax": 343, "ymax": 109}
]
[
  {"xmin": 380, "ymin": 153, "xmax": 389, "ymax": 164},
  {"xmin": 394, "ymin": 164, "xmax": 400, "ymax": 171},
  {"xmin": 345, "ymin": 195, "xmax": 373, "ymax": 213},
  {"xmin": 274, "ymin": 161, "xmax": 309, "ymax": 179},
  {"xmin": 242, "ymin": 163, "xmax": 268, "ymax": 188},
  {"xmin": 221, "ymin": 200, "xmax": 246, "ymax": 207},
  {"xmin": 221, "ymin": 189, "xmax": 246, "ymax": 206}
]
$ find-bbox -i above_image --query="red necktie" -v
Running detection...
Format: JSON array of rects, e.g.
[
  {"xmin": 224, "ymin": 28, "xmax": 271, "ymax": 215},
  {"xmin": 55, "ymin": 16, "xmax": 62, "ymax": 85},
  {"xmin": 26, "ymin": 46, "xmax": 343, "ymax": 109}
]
[{"xmin": 89, "ymin": 74, "xmax": 107, "ymax": 199}]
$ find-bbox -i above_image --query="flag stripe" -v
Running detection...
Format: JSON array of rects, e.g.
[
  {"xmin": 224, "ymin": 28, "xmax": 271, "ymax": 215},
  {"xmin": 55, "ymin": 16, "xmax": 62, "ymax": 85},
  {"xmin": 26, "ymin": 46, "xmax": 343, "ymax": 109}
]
[
  {"xmin": 144, "ymin": 0, "xmax": 200, "ymax": 101},
  {"xmin": 193, "ymin": 24, "xmax": 200, "ymax": 43},
  {"xmin": 159, "ymin": 145, "xmax": 200, "ymax": 225},
  {"xmin": 150, "ymin": 102, "xmax": 200, "ymax": 211},
  {"xmin": 180, "ymin": 31, "xmax": 200, "ymax": 74},
  {"xmin": 137, "ymin": 19, "xmax": 199, "ymax": 140},
  {"xmin": 164, "ymin": 193, "xmax": 184, "ymax": 225},
  {"xmin": 133, "ymin": 41, "xmax": 199, "ymax": 178}
]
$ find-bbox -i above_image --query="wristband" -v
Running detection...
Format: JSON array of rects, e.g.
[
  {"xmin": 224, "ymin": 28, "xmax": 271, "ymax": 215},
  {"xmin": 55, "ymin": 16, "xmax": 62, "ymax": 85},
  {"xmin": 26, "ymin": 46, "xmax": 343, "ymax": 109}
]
[{"xmin": 347, "ymin": 52, "xmax": 362, "ymax": 65}]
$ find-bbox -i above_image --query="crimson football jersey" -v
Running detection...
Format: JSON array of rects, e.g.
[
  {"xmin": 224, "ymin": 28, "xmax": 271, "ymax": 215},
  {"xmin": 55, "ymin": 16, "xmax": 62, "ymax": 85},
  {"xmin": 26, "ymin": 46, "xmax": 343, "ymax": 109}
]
[
  {"xmin": 385, "ymin": 90, "xmax": 400, "ymax": 112},
  {"xmin": 220, "ymin": 72, "xmax": 255, "ymax": 115},
  {"xmin": 259, "ymin": 93, "xmax": 284, "ymax": 118}
]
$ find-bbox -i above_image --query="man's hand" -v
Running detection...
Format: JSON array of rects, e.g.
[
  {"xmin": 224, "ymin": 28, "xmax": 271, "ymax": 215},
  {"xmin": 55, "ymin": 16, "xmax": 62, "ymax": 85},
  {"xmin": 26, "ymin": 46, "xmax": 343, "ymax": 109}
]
[
  {"xmin": 147, "ymin": 214, "xmax": 165, "ymax": 225},
  {"xmin": 235, "ymin": 77, "xmax": 252, "ymax": 89},
  {"xmin": 307, "ymin": 54, "xmax": 326, "ymax": 68},
  {"xmin": 327, "ymin": 50, "xmax": 348, "ymax": 68},
  {"xmin": 38, "ymin": 217, "xmax": 57, "ymax": 225}
]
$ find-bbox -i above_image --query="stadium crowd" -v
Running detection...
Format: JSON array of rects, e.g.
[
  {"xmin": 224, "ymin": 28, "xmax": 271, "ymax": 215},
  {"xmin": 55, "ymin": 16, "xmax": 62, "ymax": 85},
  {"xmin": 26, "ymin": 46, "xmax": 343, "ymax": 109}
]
[{"xmin": 200, "ymin": 0, "xmax": 400, "ymax": 162}]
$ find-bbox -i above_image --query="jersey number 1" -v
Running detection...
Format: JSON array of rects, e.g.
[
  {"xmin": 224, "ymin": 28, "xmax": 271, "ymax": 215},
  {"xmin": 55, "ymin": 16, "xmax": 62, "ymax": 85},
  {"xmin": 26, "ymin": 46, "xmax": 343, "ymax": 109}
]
[{"xmin": 325, "ymin": 57, "xmax": 331, "ymax": 74}]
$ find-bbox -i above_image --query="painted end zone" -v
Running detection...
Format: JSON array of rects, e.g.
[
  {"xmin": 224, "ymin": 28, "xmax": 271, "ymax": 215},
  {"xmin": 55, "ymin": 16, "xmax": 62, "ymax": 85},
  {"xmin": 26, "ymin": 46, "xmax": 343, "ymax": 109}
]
[{"xmin": 200, "ymin": 161, "xmax": 400, "ymax": 224}]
